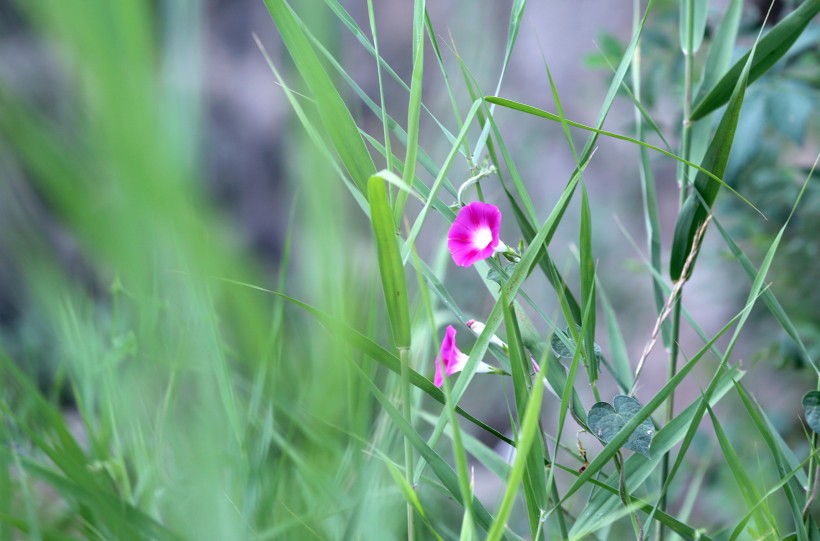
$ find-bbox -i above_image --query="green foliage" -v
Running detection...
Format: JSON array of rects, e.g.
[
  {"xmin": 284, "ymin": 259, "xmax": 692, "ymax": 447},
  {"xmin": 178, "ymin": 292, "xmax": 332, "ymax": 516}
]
[
  {"xmin": 803, "ymin": 391, "xmax": 820, "ymax": 434},
  {"xmin": 0, "ymin": 0, "xmax": 817, "ymax": 539},
  {"xmin": 588, "ymin": 396, "xmax": 654, "ymax": 458}
]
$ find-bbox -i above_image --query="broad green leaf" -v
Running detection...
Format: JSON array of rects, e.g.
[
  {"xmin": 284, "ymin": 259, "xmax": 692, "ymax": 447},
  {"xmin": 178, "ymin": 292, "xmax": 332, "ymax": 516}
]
[
  {"xmin": 262, "ymin": 0, "xmax": 375, "ymax": 191},
  {"xmin": 587, "ymin": 396, "xmax": 654, "ymax": 457},
  {"xmin": 803, "ymin": 391, "xmax": 820, "ymax": 434},
  {"xmin": 691, "ymin": 0, "xmax": 820, "ymax": 120},
  {"xmin": 368, "ymin": 174, "xmax": 411, "ymax": 349},
  {"xmin": 487, "ymin": 263, "xmax": 518, "ymax": 286}
]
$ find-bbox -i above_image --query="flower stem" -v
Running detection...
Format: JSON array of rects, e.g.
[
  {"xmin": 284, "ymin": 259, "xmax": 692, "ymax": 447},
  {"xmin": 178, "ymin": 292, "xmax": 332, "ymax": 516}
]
[{"xmin": 399, "ymin": 347, "xmax": 415, "ymax": 541}]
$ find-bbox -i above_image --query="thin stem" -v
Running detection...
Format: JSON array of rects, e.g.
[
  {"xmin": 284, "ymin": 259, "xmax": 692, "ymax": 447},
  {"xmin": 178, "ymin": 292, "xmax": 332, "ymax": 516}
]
[
  {"xmin": 615, "ymin": 452, "xmax": 643, "ymax": 540},
  {"xmin": 399, "ymin": 347, "xmax": 415, "ymax": 541},
  {"xmin": 658, "ymin": 2, "xmax": 695, "ymax": 539}
]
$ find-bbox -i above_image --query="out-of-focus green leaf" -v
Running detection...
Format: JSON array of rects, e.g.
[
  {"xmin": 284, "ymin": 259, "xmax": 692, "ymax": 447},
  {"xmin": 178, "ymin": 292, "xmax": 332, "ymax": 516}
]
[
  {"xmin": 679, "ymin": 0, "xmax": 708, "ymax": 54},
  {"xmin": 691, "ymin": 0, "xmax": 820, "ymax": 120}
]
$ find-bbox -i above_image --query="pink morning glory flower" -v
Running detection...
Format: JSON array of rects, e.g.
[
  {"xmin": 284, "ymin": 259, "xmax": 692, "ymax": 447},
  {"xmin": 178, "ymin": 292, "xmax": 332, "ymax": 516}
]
[
  {"xmin": 447, "ymin": 202, "xmax": 506, "ymax": 267},
  {"xmin": 434, "ymin": 325, "xmax": 493, "ymax": 387}
]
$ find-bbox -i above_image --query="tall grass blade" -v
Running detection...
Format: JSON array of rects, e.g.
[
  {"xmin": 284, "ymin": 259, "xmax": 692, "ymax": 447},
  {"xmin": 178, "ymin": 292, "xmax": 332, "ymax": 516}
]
[
  {"xmin": 368, "ymin": 174, "xmax": 412, "ymax": 349},
  {"xmin": 669, "ymin": 36, "xmax": 756, "ymax": 280},
  {"xmin": 262, "ymin": 0, "xmax": 376, "ymax": 191}
]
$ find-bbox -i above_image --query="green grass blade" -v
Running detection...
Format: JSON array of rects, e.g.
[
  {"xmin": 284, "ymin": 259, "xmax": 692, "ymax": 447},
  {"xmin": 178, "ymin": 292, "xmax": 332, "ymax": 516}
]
[
  {"xmin": 262, "ymin": 0, "xmax": 375, "ymax": 191},
  {"xmin": 368, "ymin": 174, "xmax": 411, "ymax": 349},
  {"xmin": 486, "ymin": 350, "xmax": 547, "ymax": 541},
  {"xmin": 366, "ymin": 0, "xmax": 393, "ymax": 173},
  {"xmin": 680, "ymin": 0, "xmax": 708, "ymax": 55},
  {"xmin": 485, "ymin": 96, "xmax": 758, "ymax": 214},
  {"xmin": 568, "ymin": 363, "xmax": 744, "ymax": 537},
  {"xmin": 691, "ymin": 0, "xmax": 820, "ymax": 120},
  {"xmin": 706, "ymin": 403, "xmax": 777, "ymax": 537},
  {"xmin": 502, "ymin": 288, "xmax": 548, "ymax": 538},
  {"xmin": 394, "ymin": 0, "xmax": 426, "ymax": 222},
  {"xmin": 669, "ymin": 34, "xmax": 756, "ymax": 280},
  {"xmin": 561, "ymin": 293, "xmax": 762, "ymax": 503},
  {"xmin": 254, "ymin": 36, "xmax": 369, "ymax": 213},
  {"xmin": 579, "ymin": 185, "xmax": 598, "ymax": 387},
  {"xmin": 711, "ymin": 211, "xmax": 816, "ymax": 373},
  {"xmin": 734, "ymin": 381, "xmax": 808, "ymax": 540},
  {"xmin": 352, "ymin": 362, "xmax": 520, "ymax": 539}
]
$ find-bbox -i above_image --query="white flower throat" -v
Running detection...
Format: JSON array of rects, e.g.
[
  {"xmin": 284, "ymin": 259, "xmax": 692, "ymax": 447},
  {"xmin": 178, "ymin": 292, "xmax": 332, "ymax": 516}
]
[{"xmin": 472, "ymin": 227, "xmax": 492, "ymax": 249}]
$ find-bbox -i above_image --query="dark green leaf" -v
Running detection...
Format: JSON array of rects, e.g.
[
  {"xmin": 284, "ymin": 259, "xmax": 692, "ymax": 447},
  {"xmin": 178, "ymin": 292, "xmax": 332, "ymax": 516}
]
[
  {"xmin": 803, "ymin": 391, "xmax": 820, "ymax": 433},
  {"xmin": 587, "ymin": 396, "xmax": 654, "ymax": 457}
]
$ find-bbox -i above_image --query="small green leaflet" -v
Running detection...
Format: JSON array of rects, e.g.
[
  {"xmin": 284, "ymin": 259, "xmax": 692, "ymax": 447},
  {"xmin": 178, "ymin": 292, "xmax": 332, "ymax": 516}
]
[
  {"xmin": 550, "ymin": 326, "xmax": 602, "ymax": 359},
  {"xmin": 802, "ymin": 391, "xmax": 820, "ymax": 434},
  {"xmin": 487, "ymin": 263, "xmax": 517, "ymax": 286},
  {"xmin": 588, "ymin": 395, "xmax": 654, "ymax": 458}
]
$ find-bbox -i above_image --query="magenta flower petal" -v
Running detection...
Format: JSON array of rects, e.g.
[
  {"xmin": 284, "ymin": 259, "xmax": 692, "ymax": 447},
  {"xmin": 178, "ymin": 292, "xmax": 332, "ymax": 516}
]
[
  {"xmin": 434, "ymin": 325, "xmax": 467, "ymax": 387},
  {"xmin": 447, "ymin": 202, "xmax": 502, "ymax": 267}
]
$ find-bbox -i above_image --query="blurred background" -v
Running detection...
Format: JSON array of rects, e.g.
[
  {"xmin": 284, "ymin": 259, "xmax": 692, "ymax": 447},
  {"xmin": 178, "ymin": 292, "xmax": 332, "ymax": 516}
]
[{"xmin": 0, "ymin": 0, "xmax": 818, "ymax": 538}]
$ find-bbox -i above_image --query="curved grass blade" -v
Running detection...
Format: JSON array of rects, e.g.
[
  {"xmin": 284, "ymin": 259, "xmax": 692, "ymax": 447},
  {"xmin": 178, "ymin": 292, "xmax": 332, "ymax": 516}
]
[{"xmin": 485, "ymin": 96, "xmax": 759, "ymax": 214}]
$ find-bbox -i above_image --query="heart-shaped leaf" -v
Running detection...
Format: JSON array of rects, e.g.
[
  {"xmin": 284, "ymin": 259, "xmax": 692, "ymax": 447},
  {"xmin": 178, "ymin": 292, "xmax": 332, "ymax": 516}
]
[
  {"xmin": 587, "ymin": 395, "xmax": 654, "ymax": 458},
  {"xmin": 802, "ymin": 391, "xmax": 820, "ymax": 434}
]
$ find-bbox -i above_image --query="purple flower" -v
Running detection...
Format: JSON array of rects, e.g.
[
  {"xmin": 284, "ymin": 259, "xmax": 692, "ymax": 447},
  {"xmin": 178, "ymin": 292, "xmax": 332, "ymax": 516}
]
[
  {"xmin": 447, "ymin": 202, "xmax": 504, "ymax": 267},
  {"xmin": 434, "ymin": 325, "xmax": 493, "ymax": 387}
]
